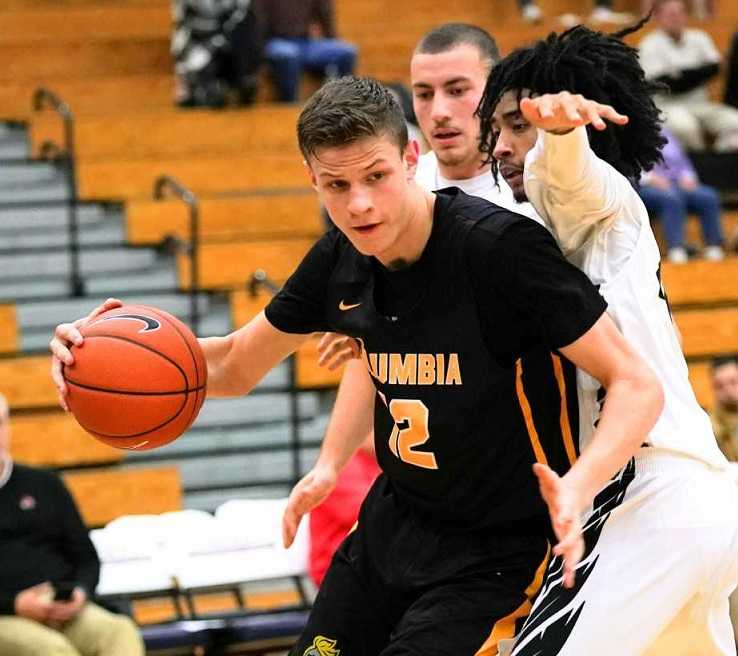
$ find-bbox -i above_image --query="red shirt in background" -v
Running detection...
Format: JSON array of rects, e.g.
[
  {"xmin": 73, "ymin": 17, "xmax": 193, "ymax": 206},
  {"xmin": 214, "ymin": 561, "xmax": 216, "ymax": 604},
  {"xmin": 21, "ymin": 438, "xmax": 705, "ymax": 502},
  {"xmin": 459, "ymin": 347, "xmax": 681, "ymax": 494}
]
[{"xmin": 308, "ymin": 448, "xmax": 381, "ymax": 586}]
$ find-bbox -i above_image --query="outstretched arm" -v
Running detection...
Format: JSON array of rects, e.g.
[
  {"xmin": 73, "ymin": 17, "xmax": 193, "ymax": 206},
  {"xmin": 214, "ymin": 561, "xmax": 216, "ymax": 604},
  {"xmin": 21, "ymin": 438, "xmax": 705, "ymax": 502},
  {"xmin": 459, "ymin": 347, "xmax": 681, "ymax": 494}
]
[
  {"xmin": 521, "ymin": 92, "xmax": 635, "ymax": 254},
  {"xmin": 282, "ymin": 359, "xmax": 375, "ymax": 547}
]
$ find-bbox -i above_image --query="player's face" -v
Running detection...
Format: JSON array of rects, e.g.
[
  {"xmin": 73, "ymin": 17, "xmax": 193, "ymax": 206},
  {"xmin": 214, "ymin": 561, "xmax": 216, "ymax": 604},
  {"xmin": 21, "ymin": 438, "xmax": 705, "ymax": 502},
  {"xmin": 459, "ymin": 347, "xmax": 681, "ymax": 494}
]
[
  {"xmin": 490, "ymin": 90, "xmax": 538, "ymax": 202},
  {"xmin": 713, "ymin": 362, "xmax": 738, "ymax": 411},
  {"xmin": 657, "ymin": 0, "xmax": 687, "ymax": 39},
  {"xmin": 411, "ymin": 44, "xmax": 489, "ymax": 178},
  {"xmin": 307, "ymin": 135, "xmax": 420, "ymax": 262}
]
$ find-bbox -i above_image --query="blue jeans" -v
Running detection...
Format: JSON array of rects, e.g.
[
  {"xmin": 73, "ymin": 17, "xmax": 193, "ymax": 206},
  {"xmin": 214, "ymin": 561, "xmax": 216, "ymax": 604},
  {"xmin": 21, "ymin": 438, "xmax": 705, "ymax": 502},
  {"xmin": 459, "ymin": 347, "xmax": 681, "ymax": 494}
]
[
  {"xmin": 639, "ymin": 182, "xmax": 724, "ymax": 249},
  {"xmin": 264, "ymin": 38, "xmax": 357, "ymax": 102}
]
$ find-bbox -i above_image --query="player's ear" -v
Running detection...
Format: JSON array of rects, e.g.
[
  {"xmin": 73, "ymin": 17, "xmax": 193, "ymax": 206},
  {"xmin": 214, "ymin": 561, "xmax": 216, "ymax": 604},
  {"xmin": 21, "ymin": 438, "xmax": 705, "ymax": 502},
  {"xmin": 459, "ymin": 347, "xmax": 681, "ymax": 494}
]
[
  {"xmin": 403, "ymin": 140, "xmax": 420, "ymax": 179},
  {"xmin": 303, "ymin": 159, "xmax": 319, "ymax": 191}
]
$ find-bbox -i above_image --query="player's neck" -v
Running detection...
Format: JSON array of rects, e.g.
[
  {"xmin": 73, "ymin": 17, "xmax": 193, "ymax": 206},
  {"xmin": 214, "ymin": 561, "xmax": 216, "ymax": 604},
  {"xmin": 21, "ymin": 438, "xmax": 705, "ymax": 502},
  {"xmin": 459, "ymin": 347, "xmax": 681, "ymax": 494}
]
[
  {"xmin": 437, "ymin": 156, "xmax": 487, "ymax": 182},
  {"xmin": 376, "ymin": 185, "xmax": 435, "ymax": 270}
]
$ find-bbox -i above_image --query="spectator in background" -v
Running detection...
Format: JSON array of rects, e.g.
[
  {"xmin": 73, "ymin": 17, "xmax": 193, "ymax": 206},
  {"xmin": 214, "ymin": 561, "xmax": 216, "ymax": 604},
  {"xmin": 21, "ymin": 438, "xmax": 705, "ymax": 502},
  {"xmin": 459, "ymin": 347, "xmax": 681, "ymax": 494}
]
[
  {"xmin": 710, "ymin": 357, "xmax": 738, "ymax": 462},
  {"xmin": 639, "ymin": 0, "xmax": 738, "ymax": 151},
  {"xmin": 639, "ymin": 126, "xmax": 724, "ymax": 263},
  {"xmin": 0, "ymin": 393, "xmax": 144, "ymax": 656},
  {"xmin": 517, "ymin": 0, "xmax": 633, "ymax": 25},
  {"xmin": 253, "ymin": 0, "xmax": 356, "ymax": 103},
  {"xmin": 172, "ymin": 0, "xmax": 262, "ymax": 108},
  {"xmin": 726, "ymin": 28, "xmax": 738, "ymax": 110},
  {"xmin": 308, "ymin": 434, "xmax": 379, "ymax": 587}
]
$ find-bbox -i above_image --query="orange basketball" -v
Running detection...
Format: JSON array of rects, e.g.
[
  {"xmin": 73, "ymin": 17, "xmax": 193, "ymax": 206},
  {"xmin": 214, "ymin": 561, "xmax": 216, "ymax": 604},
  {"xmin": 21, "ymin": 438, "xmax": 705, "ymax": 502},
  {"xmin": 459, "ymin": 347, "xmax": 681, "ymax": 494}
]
[{"xmin": 63, "ymin": 304, "xmax": 207, "ymax": 451}]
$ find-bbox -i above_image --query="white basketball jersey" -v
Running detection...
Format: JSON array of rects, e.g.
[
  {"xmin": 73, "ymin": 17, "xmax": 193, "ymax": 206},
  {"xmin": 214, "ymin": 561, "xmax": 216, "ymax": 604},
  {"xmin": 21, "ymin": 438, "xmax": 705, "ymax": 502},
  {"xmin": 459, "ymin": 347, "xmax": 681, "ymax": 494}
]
[
  {"xmin": 524, "ymin": 127, "xmax": 727, "ymax": 468},
  {"xmin": 414, "ymin": 151, "xmax": 541, "ymax": 221}
]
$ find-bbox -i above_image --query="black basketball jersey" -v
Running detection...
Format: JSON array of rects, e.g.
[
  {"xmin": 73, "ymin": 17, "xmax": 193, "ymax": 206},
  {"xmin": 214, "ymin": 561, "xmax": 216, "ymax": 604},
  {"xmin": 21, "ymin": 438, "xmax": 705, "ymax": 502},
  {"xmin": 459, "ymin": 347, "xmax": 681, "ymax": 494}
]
[{"xmin": 266, "ymin": 188, "xmax": 606, "ymax": 532}]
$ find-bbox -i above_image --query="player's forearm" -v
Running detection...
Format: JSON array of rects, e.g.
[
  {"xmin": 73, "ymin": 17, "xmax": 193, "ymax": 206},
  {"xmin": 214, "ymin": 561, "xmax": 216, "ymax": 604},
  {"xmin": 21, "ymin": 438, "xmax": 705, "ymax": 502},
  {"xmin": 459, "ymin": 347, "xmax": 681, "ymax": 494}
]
[
  {"xmin": 201, "ymin": 312, "xmax": 308, "ymax": 398},
  {"xmin": 566, "ymin": 369, "xmax": 664, "ymax": 504},
  {"xmin": 200, "ymin": 334, "xmax": 247, "ymax": 397},
  {"xmin": 529, "ymin": 127, "xmax": 591, "ymax": 191},
  {"xmin": 316, "ymin": 359, "xmax": 375, "ymax": 475}
]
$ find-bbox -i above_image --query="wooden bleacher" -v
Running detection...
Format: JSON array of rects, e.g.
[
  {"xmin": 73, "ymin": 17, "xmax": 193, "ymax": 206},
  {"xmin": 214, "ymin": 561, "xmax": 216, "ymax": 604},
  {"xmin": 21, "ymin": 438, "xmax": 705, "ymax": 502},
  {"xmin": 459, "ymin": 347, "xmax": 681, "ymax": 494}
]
[
  {"xmin": 126, "ymin": 194, "xmax": 323, "ymax": 244},
  {"xmin": 178, "ymin": 238, "xmax": 315, "ymax": 289},
  {"xmin": 675, "ymin": 307, "xmax": 738, "ymax": 359},
  {"xmin": 0, "ymin": 41, "xmax": 170, "ymax": 81},
  {"xmin": 29, "ymin": 106, "xmax": 302, "ymax": 160},
  {"xmin": 0, "ymin": 354, "xmax": 57, "ymax": 409},
  {"xmin": 77, "ymin": 154, "xmax": 308, "ymax": 201},
  {"xmin": 0, "ymin": 5, "xmax": 170, "ymax": 43},
  {"xmin": 0, "ymin": 305, "xmax": 18, "ymax": 353},
  {"xmin": 662, "ymin": 258, "xmax": 738, "ymax": 306},
  {"xmin": 10, "ymin": 410, "xmax": 123, "ymax": 467},
  {"xmin": 0, "ymin": 75, "xmax": 175, "ymax": 122},
  {"xmin": 231, "ymin": 287, "xmax": 344, "ymax": 389},
  {"xmin": 63, "ymin": 466, "xmax": 182, "ymax": 527}
]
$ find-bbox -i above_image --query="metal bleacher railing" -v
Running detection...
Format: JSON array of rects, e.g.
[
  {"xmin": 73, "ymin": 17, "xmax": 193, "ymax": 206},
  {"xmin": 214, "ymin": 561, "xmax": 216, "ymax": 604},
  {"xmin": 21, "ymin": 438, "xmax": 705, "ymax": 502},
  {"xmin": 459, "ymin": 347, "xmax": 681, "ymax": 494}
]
[
  {"xmin": 31, "ymin": 87, "xmax": 84, "ymax": 297},
  {"xmin": 153, "ymin": 175, "xmax": 201, "ymax": 334}
]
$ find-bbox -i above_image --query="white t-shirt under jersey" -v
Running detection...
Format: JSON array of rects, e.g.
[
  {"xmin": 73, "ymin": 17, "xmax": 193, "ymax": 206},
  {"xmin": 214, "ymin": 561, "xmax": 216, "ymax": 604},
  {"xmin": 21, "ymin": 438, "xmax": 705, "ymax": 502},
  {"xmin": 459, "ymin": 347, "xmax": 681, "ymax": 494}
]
[
  {"xmin": 524, "ymin": 126, "xmax": 727, "ymax": 468},
  {"xmin": 414, "ymin": 151, "xmax": 540, "ymax": 221}
]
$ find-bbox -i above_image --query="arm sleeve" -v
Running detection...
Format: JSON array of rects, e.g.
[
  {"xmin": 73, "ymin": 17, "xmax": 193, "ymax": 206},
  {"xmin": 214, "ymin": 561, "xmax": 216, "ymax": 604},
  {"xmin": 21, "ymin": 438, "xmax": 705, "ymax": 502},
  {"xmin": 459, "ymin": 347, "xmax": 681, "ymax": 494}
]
[
  {"xmin": 264, "ymin": 230, "xmax": 339, "ymax": 334},
  {"xmin": 53, "ymin": 476, "xmax": 100, "ymax": 596},
  {"xmin": 469, "ymin": 219, "xmax": 607, "ymax": 357},
  {"xmin": 654, "ymin": 62, "xmax": 720, "ymax": 94},
  {"xmin": 523, "ymin": 126, "xmax": 636, "ymax": 254}
]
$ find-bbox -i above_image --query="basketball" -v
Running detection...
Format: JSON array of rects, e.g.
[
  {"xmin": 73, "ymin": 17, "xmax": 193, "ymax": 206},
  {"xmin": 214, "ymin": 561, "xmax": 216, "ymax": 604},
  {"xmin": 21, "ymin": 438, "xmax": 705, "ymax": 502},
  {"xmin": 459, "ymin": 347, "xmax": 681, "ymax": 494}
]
[{"xmin": 62, "ymin": 304, "xmax": 207, "ymax": 451}]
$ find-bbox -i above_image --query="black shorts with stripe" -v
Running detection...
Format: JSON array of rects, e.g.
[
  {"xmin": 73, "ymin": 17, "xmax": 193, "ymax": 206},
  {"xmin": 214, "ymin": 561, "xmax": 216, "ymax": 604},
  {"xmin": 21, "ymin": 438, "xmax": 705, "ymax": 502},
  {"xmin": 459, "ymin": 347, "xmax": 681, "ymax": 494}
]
[{"xmin": 291, "ymin": 476, "xmax": 551, "ymax": 656}]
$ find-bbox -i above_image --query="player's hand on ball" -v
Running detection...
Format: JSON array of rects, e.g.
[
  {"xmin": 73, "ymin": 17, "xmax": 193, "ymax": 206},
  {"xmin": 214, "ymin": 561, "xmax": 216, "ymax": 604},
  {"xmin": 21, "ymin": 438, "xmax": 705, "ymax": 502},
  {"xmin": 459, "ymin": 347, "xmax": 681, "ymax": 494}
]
[
  {"xmin": 520, "ymin": 92, "xmax": 628, "ymax": 134},
  {"xmin": 533, "ymin": 463, "xmax": 585, "ymax": 589},
  {"xmin": 282, "ymin": 464, "xmax": 338, "ymax": 548},
  {"xmin": 317, "ymin": 332, "xmax": 362, "ymax": 370},
  {"xmin": 49, "ymin": 298, "xmax": 123, "ymax": 410}
]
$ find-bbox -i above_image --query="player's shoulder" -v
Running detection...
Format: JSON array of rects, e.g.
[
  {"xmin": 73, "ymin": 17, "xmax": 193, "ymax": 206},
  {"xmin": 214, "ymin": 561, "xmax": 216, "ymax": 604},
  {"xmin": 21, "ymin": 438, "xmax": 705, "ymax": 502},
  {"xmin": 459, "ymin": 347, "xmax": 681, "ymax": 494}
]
[
  {"xmin": 12, "ymin": 462, "xmax": 61, "ymax": 487},
  {"xmin": 438, "ymin": 187, "xmax": 543, "ymax": 239}
]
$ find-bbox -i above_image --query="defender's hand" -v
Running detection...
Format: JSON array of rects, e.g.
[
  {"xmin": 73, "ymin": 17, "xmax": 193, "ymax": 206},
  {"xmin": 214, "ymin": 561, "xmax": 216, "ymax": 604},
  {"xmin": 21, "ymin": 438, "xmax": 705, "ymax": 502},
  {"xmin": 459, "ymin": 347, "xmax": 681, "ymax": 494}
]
[
  {"xmin": 49, "ymin": 298, "xmax": 123, "ymax": 410},
  {"xmin": 317, "ymin": 332, "xmax": 362, "ymax": 370},
  {"xmin": 533, "ymin": 463, "xmax": 586, "ymax": 589},
  {"xmin": 520, "ymin": 93, "xmax": 628, "ymax": 134},
  {"xmin": 282, "ymin": 464, "xmax": 338, "ymax": 548}
]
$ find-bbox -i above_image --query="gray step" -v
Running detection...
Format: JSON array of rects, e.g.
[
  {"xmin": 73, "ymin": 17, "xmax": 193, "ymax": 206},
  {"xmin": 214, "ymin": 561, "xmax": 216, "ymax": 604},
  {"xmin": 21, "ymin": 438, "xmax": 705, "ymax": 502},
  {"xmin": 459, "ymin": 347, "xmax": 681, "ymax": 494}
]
[
  {"xmin": 126, "ymin": 414, "xmax": 328, "ymax": 460},
  {"xmin": 0, "ymin": 247, "xmax": 159, "ymax": 279},
  {"xmin": 0, "ymin": 278, "xmax": 70, "ymax": 300},
  {"xmin": 0, "ymin": 162, "xmax": 63, "ymax": 185},
  {"xmin": 85, "ymin": 266, "xmax": 179, "ymax": 296},
  {"xmin": 0, "ymin": 222, "xmax": 124, "ymax": 249},
  {"xmin": 0, "ymin": 125, "xmax": 28, "ymax": 159},
  {"xmin": 192, "ymin": 393, "xmax": 320, "ymax": 429},
  {"xmin": 0, "ymin": 204, "xmax": 111, "ymax": 232},
  {"xmin": 0, "ymin": 267, "xmax": 177, "ymax": 301},
  {"xmin": 159, "ymin": 446, "xmax": 321, "ymax": 490},
  {"xmin": 16, "ymin": 292, "xmax": 216, "ymax": 329},
  {"xmin": 0, "ymin": 181, "xmax": 69, "ymax": 204}
]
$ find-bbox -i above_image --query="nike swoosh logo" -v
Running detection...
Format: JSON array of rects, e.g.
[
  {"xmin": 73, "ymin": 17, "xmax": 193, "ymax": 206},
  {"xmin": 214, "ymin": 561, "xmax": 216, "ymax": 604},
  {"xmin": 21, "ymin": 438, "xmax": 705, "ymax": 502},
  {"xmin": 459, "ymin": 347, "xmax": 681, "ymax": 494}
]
[{"xmin": 339, "ymin": 300, "xmax": 362, "ymax": 311}]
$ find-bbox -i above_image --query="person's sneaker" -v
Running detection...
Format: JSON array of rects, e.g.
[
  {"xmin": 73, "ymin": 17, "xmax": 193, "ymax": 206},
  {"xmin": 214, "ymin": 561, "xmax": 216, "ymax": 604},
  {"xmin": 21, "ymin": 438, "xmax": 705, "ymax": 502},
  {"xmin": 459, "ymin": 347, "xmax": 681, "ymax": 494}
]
[
  {"xmin": 522, "ymin": 3, "xmax": 543, "ymax": 23},
  {"xmin": 667, "ymin": 247, "xmax": 688, "ymax": 264},
  {"xmin": 703, "ymin": 245, "xmax": 725, "ymax": 261},
  {"xmin": 589, "ymin": 7, "xmax": 635, "ymax": 24}
]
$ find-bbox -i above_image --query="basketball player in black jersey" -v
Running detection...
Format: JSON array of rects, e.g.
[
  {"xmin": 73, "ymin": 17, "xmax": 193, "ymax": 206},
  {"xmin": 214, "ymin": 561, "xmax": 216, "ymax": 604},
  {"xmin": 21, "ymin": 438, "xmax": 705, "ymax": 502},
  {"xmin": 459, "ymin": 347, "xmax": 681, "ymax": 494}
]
[{"xmin": 50, "ymin": 77, "xmax": 663, "ymax": 655}]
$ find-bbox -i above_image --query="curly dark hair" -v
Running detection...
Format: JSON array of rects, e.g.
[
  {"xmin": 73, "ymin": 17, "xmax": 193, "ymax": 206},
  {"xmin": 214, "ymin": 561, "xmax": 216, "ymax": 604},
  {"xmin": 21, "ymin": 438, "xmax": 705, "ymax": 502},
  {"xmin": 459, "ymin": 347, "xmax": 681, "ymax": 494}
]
[{"xmin": 476, "ymin": 17, "xmax": 665, "ymax": 182}]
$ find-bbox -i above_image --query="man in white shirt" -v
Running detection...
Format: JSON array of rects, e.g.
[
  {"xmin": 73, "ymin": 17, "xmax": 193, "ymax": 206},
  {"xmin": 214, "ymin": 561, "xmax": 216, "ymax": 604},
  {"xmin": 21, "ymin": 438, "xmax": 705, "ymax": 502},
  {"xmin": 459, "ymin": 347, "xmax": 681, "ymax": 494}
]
[
  {"xmin": 477, "ymin": 21, "xmax": 738, "ymax": 655},
  {"xmin": 639, "ymin": 0, "xmax": 738, "ymax": 150}
]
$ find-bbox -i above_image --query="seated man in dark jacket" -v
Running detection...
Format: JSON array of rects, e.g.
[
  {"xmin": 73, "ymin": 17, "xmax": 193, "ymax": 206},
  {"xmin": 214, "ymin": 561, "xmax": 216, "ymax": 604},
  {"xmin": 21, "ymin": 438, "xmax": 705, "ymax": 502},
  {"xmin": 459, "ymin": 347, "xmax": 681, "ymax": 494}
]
[
  {"xmin": 0, "ymin": 393, "xmax": 144, "ymax": 656},
  {"xmin": 254, "ymin": 0, "xmax": 357, "ymax": 102}
]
